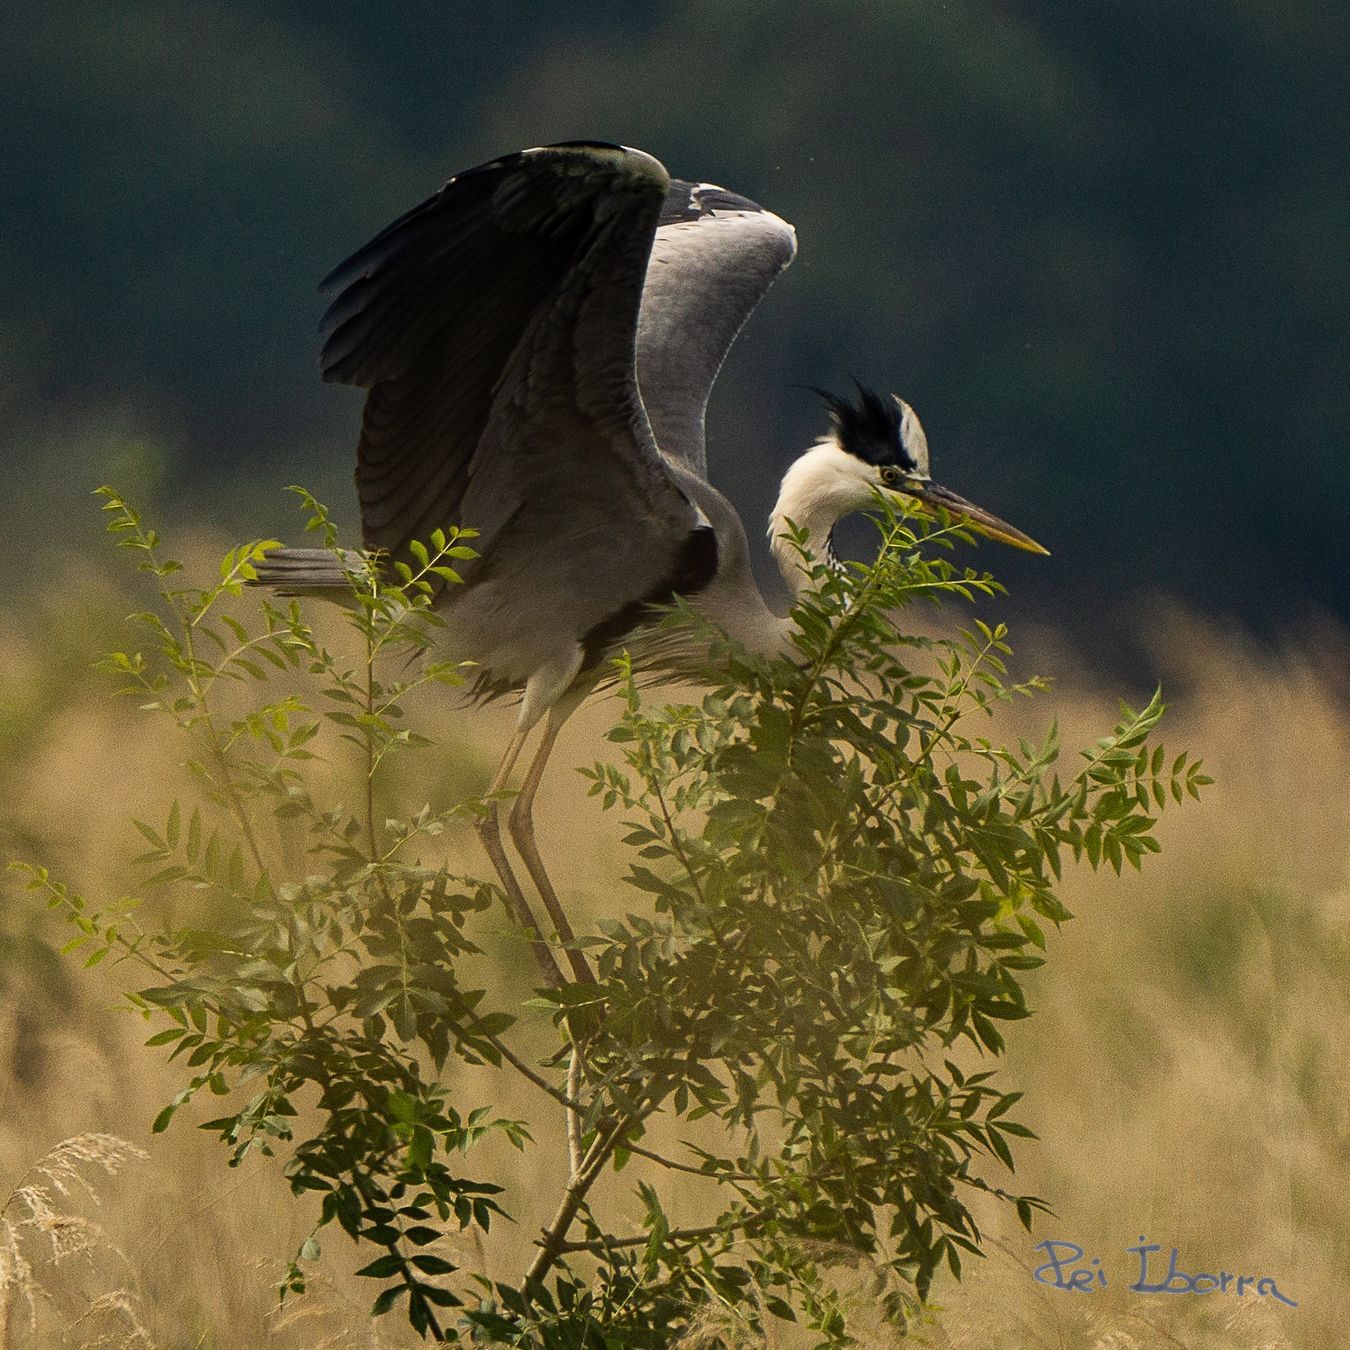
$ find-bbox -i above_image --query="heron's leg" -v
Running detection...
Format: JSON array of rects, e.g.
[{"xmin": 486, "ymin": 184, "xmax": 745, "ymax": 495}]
[
  {"xmin": 507, "ymin": 698, "xmax": 595, "ymax": 985},
  {"xmin": 476, "ymin": 727, "xmax": 566, "ymax": 990}
]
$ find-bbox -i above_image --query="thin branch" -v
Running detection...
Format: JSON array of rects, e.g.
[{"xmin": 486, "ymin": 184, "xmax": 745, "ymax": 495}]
[
  {"xmin": 555, "ymin": 1214, "xmax": 767, "ymax": 1255},
  {"xmin": 362, "ymin": 599, "xmax": 381, "ymax": 866},
  {"xmin": 460, "ymin": 1021, "xmax": 582, "ymax": 1113},
  {"xmin": 650, "ymin": 775, "xmax": 707, "ymax": 909},
  {"xmin": 182, "ymin": 629, "xmax": 269, "ymax": 880},
  {"xmin": 618, "ymin": 1140, "xmax": 756, "ymax": 1184},
  {"xmin": 852, "ymin": 627, "xmax": 1003, "ymax": 840},
  {"xmin": 565, "ymin": 1046, "xmax": 583, "ymax": 1178}
]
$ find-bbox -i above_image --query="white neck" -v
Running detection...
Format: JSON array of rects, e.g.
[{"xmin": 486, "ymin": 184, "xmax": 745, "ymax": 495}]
[{"xmin": 768, "ymin": 439, "xmax": 877, "ymax": 594}]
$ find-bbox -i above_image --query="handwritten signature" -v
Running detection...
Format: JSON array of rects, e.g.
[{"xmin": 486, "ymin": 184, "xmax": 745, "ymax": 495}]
[{"xmin": 1031, "ymin": 1238, "xmax": 1298, "ymax": 1308}]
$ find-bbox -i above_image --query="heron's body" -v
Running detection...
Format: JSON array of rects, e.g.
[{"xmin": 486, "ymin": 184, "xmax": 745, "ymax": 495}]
[{"xmin": 258, "ymin": 142, "xmax": 1044, "ymax": 986}]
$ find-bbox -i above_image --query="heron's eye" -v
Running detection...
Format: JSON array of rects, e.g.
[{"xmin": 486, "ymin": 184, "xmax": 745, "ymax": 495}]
[{"xmin": 880, "ymin": 466, "xmax": 901, "ymax": 486}]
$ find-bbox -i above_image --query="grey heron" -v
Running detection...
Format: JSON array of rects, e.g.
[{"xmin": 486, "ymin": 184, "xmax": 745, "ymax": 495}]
[{"xmin": 258, "ymin": 142, "xmax": 1045, "ymax": 988}]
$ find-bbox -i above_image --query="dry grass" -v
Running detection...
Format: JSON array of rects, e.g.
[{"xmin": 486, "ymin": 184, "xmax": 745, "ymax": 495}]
[
  {"xmin": 0, "ymin": 557, "xmax": 1344, "ymax": 1348},
  {"xmin": 0, "ymin": 1133, "xmax": 151, "ymax": 1350},
  {"xmin": 896, "ymin": 614, "xmax": 1350, "ymax": 1350}
]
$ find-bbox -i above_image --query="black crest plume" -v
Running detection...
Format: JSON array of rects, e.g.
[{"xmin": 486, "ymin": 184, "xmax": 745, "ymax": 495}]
[{"xmin": 810, "ymin": 379, "xmax": 916, "ymax": 471}]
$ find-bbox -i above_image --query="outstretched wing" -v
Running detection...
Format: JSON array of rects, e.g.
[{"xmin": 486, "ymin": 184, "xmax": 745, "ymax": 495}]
[
  {"xmin": 636, "ymin": 180, "xmax": 798, "ymax": 479},
  {"xmin": 319, "ymin": 142, "xmax": 708, "ymax": 646}
]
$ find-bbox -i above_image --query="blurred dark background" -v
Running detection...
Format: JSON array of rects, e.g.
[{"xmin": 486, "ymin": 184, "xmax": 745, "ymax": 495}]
[{"xmin": 2, "ymin": 1, "xmax": 1346, "ymax": 659}]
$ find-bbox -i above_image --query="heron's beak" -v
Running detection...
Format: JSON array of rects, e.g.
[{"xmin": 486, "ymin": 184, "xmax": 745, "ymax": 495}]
[{"xmin": 901, "ymin": 481, "xmax": 1049, "ymax": 555}]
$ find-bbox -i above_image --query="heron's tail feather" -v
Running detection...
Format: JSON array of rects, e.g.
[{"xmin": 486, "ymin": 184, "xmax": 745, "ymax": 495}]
[{"xmin": 250, "ymin": 546, "xmax": 368, "ymax": 596}]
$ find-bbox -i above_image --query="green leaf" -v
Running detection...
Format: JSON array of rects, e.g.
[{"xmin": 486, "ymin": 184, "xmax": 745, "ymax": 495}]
[
  {"xmin": 355, "ymin": 1255, "xmax": 406, "ymax": 1280},
  {"xmin": 410, "ymin": 1254, "xmax": 456, "ymax": 1276},
  {"xmin": 370, "ymin": 1285, "xmax": 407, "ymax": 1317}
]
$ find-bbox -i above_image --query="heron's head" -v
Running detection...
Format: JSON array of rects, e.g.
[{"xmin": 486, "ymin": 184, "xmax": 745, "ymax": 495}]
[{"xmin": 803, "ymin": 382, "xmax": 1049, "ymax": 554}]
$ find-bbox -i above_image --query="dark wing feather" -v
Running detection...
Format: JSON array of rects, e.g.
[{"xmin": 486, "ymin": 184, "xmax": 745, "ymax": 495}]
[
  {"xmin": 319, "ymin": 143, "xmax": 698, "ymax": 606},
  {"xmin": 636, "ymin": 180, "xmax": 798, "ymax": 478}
]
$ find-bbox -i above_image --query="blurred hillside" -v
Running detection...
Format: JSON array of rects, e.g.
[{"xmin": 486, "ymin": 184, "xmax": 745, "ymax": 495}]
[{"xmin": 2, "ymin": 1, "xmax": 1347, "ymax": 652}]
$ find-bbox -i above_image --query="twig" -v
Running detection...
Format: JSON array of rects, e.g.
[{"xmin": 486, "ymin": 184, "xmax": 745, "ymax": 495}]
[
  {"xmin": 461, "ymin": 1022, "xmax": 581, "ymax": 1112},
  {"xmin": 650, "ymin": 776, "xmax": 707, "ymax": 909},
  {"xmin": 565, "ymin": 1047, "xmax": 583, "ymax": 1178},
  {"xmin": 618, "ymin": 1140, "xmax": 756, "ymax": 1183},
  {"xmin": 555, "ymin": 1215, "xmax": 767, "ymax": 1255}
]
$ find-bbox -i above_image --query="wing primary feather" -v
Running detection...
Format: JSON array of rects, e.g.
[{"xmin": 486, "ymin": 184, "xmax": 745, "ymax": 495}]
[
  {"xmin": 636, "ymin": 178, "xmax": 797, "ymax": 477},
  {"xmin": 315, "ymin": 140, "xmax": 714, "ymax": 680}
]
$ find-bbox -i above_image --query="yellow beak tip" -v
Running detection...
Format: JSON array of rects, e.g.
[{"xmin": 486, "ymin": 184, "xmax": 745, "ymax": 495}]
[{"xmin": 985, "ymin": 528, "xmax": 1050, "ymax": 556}]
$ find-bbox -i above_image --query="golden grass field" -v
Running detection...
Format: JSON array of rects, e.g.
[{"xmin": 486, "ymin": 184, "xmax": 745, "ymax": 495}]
[{"xmin": 0, "ymin": 548, "xmax": 1345, "ymax": 1349}]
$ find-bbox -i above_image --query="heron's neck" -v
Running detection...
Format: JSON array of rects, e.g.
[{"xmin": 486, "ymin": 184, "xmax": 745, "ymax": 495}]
[{"xmin": 767, "ymin": 441, "xmax": 856, "ymax": 596}]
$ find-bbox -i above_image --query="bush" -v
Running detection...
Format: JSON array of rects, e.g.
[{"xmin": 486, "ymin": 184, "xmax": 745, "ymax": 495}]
[{"xmin": 14, "ymin": 488, "xmax": 1207, "ymax": 1344}]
